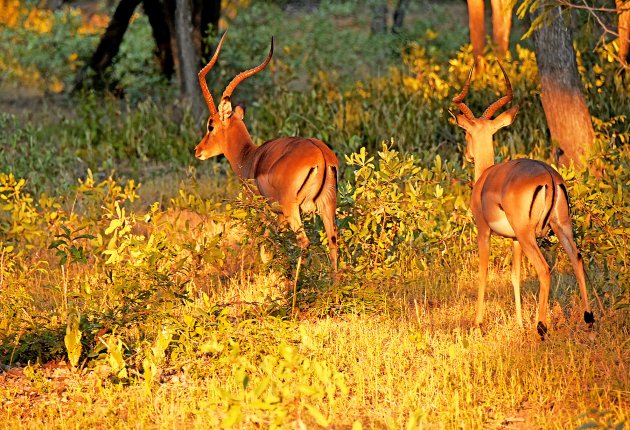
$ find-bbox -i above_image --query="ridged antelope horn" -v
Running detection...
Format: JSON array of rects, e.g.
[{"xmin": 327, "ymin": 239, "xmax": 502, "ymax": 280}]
[
  {"xmin": 452, "ymin": 64, "xmax": 476, "ymax": 120},
  {"xmin": 482, "ymin": 60, "xmax": 513, "ymax": 119},
  {"xmin": 221, "ymin": 37, "xmax": 274, "ymax": 102},
  {"xmin": 198, "ymin": 32, "xmax": 228, "ymax": 116}
]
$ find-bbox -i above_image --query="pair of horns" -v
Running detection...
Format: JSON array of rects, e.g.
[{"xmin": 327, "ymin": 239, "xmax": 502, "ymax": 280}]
[
  {"xmin": 198, "ymin": 32, "xmax": 274, "ymax": 116},
  {"xmin": 452, "ymin": 61, "xmax": 513, "ymax": 120}
]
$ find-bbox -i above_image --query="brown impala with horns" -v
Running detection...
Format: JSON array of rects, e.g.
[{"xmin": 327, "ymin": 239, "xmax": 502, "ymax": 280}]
[
  {"xmin": 195, "ymin": 33, "xmax": 338, "ymax": 274},
  {"xmin": 451, "ymin": 62, "xmax": 594, "ymax": 338}
]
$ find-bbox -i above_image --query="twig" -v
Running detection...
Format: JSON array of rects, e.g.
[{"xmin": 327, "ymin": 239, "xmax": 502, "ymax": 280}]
[
  {"xmin": 557, "ymin": 0, "xmax": 618, "ymax": 13},
  {"xmin": 292, "ymin": 254, "xmax": 303, "ymax": 317},
  {"xmin": 592, "ymin": 282, "xmax": 606, "ymax": 317},
  {"xmin": 557, "ymin": 0, "xmax": 630, "ymax": 71}
]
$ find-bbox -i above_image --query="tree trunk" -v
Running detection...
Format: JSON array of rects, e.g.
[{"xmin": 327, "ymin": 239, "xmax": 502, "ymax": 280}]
[
  {"xmin": 143, "ymin": 0, "xmax": 174, "ymax": 79},
  {"xmin": 392, "ymin": 0, "xmax": 410, "ymax": 33},
  {"xmin": 73, "ymin": 0, "xmax": 142, "ymax": 91},
  {"xmin": 193, "ymin": 0, "xmax": 221, "ymax": 62},
  {"xmin": 175, "ymin": 0, "xmax": 203, "ymax": 119},
  {"xmin": 491, "ymin": 0, "xmax": 512, "ymax": 56},
  {"xmin": 370, "ymin": 1, "xmax": 388, "ymax": 34},
  {"xmin": 162, "ymin": 0, "xmax": 179, "ymax": 79},
  {"xmin": 617, "ymin": 0, "xmax": 630, "ymax": 67},
  {"xmin": 531, "ymin": 6, "xmax": 594, "ymax": 167},
  {"xmin": 467, "ymin": 0, "xmax": 485, "ymax": 65}
]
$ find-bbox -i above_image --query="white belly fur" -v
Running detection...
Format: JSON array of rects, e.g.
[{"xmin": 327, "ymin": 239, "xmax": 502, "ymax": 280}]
[{"xmin": 488, "ymin": 217, "xmax": 516, "ymax": 238}]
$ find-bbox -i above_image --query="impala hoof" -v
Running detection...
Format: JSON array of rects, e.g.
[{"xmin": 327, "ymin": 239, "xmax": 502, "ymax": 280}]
[
  {"xmin": 472, "ymin": 322, "xmax": 487, "ymax": 335},
  {"xmin": 584, "ymin": 311, "xmax": 595, "ymax": 325},
  {"xmin": 537, "ymin": 322, "xmax": 548, "ymax": 339}
]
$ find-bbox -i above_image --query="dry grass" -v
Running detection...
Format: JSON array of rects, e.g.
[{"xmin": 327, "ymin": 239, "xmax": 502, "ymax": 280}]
[{"xmin": 1, "ymin": 237, "xmax": 627, "ymax": 429}]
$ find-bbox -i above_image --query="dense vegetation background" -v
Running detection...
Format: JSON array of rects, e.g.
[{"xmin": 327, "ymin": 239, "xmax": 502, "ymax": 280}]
[{"xmin": 0, "ymin": 0, "xmax": 628, "ymax": 428}]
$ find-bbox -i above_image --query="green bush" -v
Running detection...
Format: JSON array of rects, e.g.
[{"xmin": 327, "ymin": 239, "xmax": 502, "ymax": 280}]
[{"xmin": 338, "ymin": 143, "xmax": 472, "ymax": 280}]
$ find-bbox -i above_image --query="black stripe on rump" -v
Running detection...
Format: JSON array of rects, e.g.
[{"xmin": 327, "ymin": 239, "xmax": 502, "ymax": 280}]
[
  {"xmin": 541, "ymin": 182, "xmax": 555, "ymax": 231},
  {"xmin": 312, "ymin": 163, "xmax": 327, "ymax": 202},
  {"xmin": 297, "ymin": 167, "xmax": 316, "ymax": 197},
  {"xmin": 529, "ymin": 185, "xmax": 544, "ymax": 218}
]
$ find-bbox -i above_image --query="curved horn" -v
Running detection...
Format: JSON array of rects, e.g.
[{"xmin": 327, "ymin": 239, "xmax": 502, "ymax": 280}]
[
  {"xmin": 199, "ymin": 32, "xmax": 228, "ymax": 116},
  {"xmin": 221, "ymin": 37, "xmax": 274, "ymax": 102},
  {"xmin": 452, "ymin": 64, "xmax": 475, "ymax": 120},
  {"xmin": 482, "ymin": 60, "xmax": 513, "ymax": 119}
]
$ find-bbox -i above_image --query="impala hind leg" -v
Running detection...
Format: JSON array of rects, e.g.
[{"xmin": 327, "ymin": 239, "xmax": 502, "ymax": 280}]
[
  {"xmin": 550, "ymin": 219, "xmax": 594, "ymax": 326},
  {"xmin": 282, "ymin": 204, "xmax": 310, "ymax": 250},
  {"xmin": 516, "ymin": 233, "xmax": 551, "ymax": 337},
  {"xmin": 475, "ymin": 226, "xmax": 491, "ymax": 327},
  {"xmin": 511, "ymin": 240, "xmax": 524, "ymax": 328}
]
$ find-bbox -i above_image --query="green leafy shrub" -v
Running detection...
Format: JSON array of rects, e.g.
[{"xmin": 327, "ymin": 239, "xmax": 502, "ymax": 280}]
[
  {"xmin": 338, "ymin": 143, "xmax": 473, "ymax": 281},
  {"xmin": 560, "ymin": 127, "xmax": 630, "ymax": 294}
]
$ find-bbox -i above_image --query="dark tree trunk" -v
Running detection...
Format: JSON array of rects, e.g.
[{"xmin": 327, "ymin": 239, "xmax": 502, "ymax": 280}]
[
  {"xmin": 162, "ymin": 0, "xmax": 179, "ymax": 76},
  {"xmin": 392, "ymin": 0, "xmax": 410, "ymax": 33},
  {"xmin": 73, "ymin": 0, "xmax": 142, "ymax": 91},
  {"xmin": 531, "ymin": 6, "xmax": 594, "ymax": 167},
  {"xmin": 491, "ymin": 0, "xmax": 512, "ymax": 56},
  {"xmin": 193, "ymin": 0, "xmax": 221, "ymax": 62},
  {"xmin": 467, "ymin": 0, "xmax": 485, "ymax": 65},
  {"xmin": 175, "ymin": 0, "xmax": 203, "ymax": 119},
  {"xmin": 370, "ymin": 1, "xmax": 388, "ymax": 35},
  {"xmin": 73, "ymin": 0, "xmax": 220, "ymax": 95},
  {"xmin": 143, "ymin": 0, "xmax": 174, "ymax": 79}
]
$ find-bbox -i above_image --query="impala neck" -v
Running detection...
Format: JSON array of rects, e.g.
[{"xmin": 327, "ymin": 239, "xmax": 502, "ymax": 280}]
[
  {"xmin": 223, "ymin": 125, "xmax": 257, "ymax": 179},
  {"xmin": 473, "ymin": 140, "xmax": 496, "ymax": 183}
]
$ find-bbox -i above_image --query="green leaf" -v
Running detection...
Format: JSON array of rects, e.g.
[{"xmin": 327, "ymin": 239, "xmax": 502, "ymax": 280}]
[
  {"xmin": 64, "ymin": 306, "xmax": 82, "ymax": 367},
  {"xmin": 221, "ymin": 404, "xmax": 242, "ymax": 428},
  {"xmin": 48, "ymin": 239, "xmax": 66, "ymax": 249},
  {"xmin": 60, "ymin": 223, "xmax": 71, "ymax": 236},
  {"xmin": 74, "ymin": 234, "xmax": 96, "ymax": 240},
  {"xmin": 304, "ymin": 404, "xmax": 329, "ymax": 427}
]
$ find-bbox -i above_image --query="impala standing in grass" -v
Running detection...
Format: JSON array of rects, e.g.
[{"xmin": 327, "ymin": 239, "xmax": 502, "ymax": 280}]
[
  {"xmin": 451, "ymin": 62, "xmax": 594, "ymax": 337},
  {"xmin": 195, "ymin": 33, "xmax": 339, "ymax": 275}
]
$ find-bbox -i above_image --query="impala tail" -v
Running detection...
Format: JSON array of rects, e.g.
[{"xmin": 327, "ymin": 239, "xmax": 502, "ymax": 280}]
[
  {"xmin": 529, "ymin": 168, "xmax": 557, "ymax": 237},
  {"xmin": 316, "ymin": 161, "xmax": 338, "ymax": 271}
]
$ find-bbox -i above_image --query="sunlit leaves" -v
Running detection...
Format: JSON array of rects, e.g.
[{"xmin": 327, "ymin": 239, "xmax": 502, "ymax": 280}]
[
  {"xmin": 64, "ymin": 304, "xmax": 82, "ymax": 367},
  {"xmin": 339, "ymin": 142, "xmax": 473, "ymax": 279}
]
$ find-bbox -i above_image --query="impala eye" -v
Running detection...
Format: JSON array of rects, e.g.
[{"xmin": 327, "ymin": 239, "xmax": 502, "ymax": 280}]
[{"xmin": 207, "ymin": 121, "xmax": 214, "ymax": 133}]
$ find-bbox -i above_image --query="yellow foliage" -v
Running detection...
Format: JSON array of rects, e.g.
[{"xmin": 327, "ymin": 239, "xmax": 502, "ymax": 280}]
[
  {"xmin": 221, "ymin": 0, "xmax": 252, "ymax": 27},
  {"xmin": 0, "ymin": 0, "xmax": 21, "ymax": 27},
  {"xmin": 77, "ymin": 12, "xmax": 110, "ymax": 35},
  {"xmin": 23, "ymin": 7, "xmax": 53, "ymax": 33},
  {"xmin": 49, "ymin": 77, "xmax": 65, "ymax": 93},
  {"xmin": 0, "ymin": 0, "xmax": 108, "ymax": 34}
]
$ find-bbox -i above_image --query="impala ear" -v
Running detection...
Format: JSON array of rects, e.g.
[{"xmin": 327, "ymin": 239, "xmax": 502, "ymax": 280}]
[
  {"xmin": 218, "ymin": 98, "xmax": 233, "ymax": 122},
  {"xmin": 492, "ymin": 106, "xmax": 519, "ymax": 131},
  {"xmin": 233, "ymin": 104, "xmax": 245, "ymax": 120},
  {"xmin": 453, "ymin": 112, "xmax": 475, "ymax": 131}
]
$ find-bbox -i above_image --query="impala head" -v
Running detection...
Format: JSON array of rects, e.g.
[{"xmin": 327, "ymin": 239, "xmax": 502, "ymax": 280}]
[
  {"xmin": 451, "ymin": 62, "xmax": 519, "ymax": 168},
  {"xmin": 195, "ymin": 33, "xmax": 274, "ymax": 161}
]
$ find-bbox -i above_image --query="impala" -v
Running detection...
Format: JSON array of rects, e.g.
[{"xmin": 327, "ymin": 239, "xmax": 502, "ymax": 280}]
[
  {"xmin": 195, "ymin": 33, "xmax": 338, "ymax": 273},
  {"xmin": 451, "ymin": 62, "xmax": 594, "ymax": 337}
]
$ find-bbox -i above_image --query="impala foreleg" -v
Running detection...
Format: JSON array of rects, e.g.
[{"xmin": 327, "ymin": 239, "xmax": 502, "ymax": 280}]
[
  {"xmin": 517, "ymin": 233, "xmax": 551, "ymax": 337},
  {"xmin": 550, "ymin": 219, "xmax": 594, "ymax": 326},
  {"xmin": 475, "ymin": 226, "xmax": 491, "ymax": 327},
  {"xmin": 511, "ymin": 240, "xmax": 524, "ymax": 328}
]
